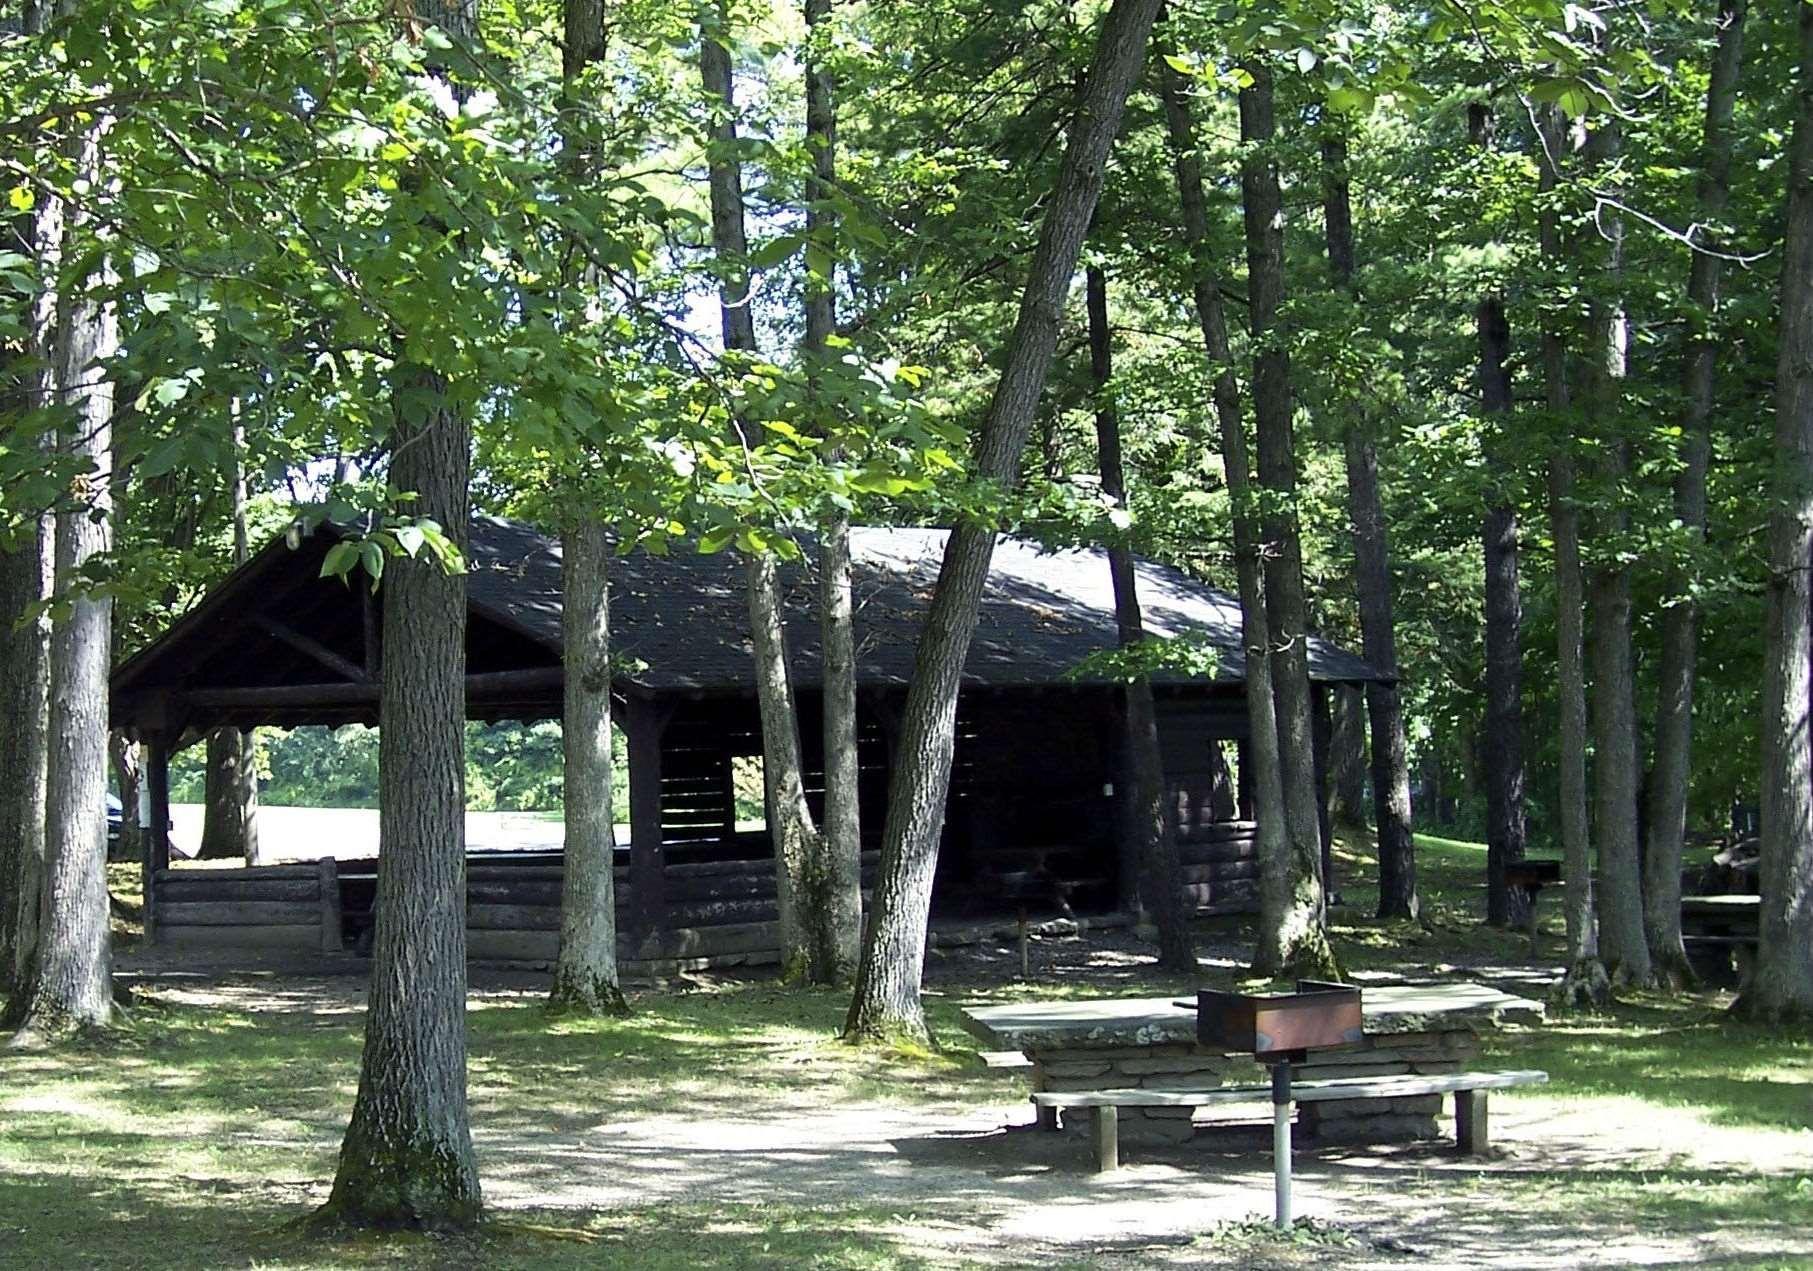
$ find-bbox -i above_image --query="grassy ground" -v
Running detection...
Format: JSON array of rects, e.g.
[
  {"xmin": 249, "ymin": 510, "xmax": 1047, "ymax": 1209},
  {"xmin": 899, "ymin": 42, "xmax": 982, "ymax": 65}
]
[{"xmin": 2, "ymin": 835, "xmax": 1808, "ymax": 1268}]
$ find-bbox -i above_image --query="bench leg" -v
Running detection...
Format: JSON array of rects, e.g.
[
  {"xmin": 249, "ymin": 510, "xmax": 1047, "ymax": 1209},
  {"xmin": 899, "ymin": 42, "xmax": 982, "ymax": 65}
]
[
  {"xmin": 1036, "ymin": 1104, "xmax": 1059, "ymax": 1133},
  {"xmin": 1092, "ymin": 1105, "xmax": 1119, "ymax": 1173},
  {"xmin": 1455, "ymin": 1089, "xmax": 1488, "ymax": 1155}
]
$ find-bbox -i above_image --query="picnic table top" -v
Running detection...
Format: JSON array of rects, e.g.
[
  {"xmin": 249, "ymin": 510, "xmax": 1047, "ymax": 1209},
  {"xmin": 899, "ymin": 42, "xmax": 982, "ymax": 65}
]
[
  {"xmin": 960, "ymin": 982, "xmax": 1545, "ymax": 1053},
  {"xmin": 1681, "ymin": 894, "xmax": 1760, "ymax": 911}
]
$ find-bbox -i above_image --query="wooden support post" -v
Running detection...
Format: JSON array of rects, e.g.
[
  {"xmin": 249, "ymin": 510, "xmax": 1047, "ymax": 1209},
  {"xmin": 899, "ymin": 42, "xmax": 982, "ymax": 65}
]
[
  {"xmin": 1455, "ymin": 1088, "xmax": 1489, "ymax": 1155},
  {"xmin": 143, "ymin": 734, "xmax": 173, "ymax": 945},
  {"xmin": 1092, "ymin": 1105, "xmax": 1119, "ymax": 1173},
  {"xmin": 1037, "ymin": 1103, "xmax": 1059, "ymax": 1133},
  {"xmin": 318, "ymin": 855, "xmax": 344, "ymax": 953},
  {"xmin": 626, "ymin": 696, "xmax": 672, "ymax": 941},
  {"xmin": 1311, "ymin": 685, "xmax": 1335, "ymax": 904},
  {"xmin": 1236, "ymin": 739, "xmax": 1255, "ymax": 820}
]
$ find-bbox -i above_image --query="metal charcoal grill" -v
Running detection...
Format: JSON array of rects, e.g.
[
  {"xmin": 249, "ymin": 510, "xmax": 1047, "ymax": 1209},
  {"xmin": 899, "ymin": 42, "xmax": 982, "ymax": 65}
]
[{"xmin": 1194, "ymin": 980, "xmax": 1364, "ymax": 1228}]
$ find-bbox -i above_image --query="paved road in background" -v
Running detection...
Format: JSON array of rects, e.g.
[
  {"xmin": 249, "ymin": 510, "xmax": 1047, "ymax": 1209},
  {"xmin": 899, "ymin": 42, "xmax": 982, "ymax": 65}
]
[{"xmin": 166, "ymin": 805, "xmax": 625, "ymax": 862}]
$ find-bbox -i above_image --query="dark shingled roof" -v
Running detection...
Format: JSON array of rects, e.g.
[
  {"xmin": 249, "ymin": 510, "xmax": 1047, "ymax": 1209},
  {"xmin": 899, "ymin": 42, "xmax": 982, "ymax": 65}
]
[{"xmin": 465, "ymin": 516, "xmax": 1386, "ymax": 691}]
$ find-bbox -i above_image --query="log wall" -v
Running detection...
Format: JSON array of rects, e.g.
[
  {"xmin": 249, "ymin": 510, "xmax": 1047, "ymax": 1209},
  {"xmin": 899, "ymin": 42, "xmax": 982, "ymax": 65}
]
[{"xmin": 151, "ymin": 857, "xmax": 342, "ymax": 952}]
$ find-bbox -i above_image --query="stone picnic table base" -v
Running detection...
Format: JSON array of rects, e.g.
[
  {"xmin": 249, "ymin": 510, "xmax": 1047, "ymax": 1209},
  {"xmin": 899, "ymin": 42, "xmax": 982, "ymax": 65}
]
[{"xmin": 961, "ymin": 983, "xmax": 1544, "ymax": 1146}]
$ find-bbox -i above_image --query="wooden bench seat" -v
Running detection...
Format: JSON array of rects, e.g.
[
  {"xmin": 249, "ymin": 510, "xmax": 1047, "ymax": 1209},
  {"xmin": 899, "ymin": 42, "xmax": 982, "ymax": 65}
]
[{"xmin": 1032, "ymin": 1068, "xmax": 1548, "ymax": 1172}]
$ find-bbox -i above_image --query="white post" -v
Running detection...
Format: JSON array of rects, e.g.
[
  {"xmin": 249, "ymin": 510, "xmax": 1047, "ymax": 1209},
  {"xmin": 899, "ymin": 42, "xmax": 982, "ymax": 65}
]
[{"xmin": 1271, "ymin": 1059, "xmax": 1293, "ymax": 1229}]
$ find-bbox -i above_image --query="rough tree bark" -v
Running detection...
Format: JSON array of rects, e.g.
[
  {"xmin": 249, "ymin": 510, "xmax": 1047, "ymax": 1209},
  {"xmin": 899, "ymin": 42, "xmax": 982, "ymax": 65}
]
[
  {"xmin": 1578, "ymin": 108, "xmax": 1651, "ymax": 988},
  {"xmin": 1537, "ymin": 101, "xmax": 1609, "ymax": 1009},
  {"xmin": 1086, "ymin": 264, "xmax": 1193, "ymax": 972},
  {"xmin": 1646, "ymin": 0, "xmax": 1747, "ymax": 988},
  {"xmin": 7, "ymin": 109, "xmax": 119, "ymax": 1039},
  {"xmin": 1240, "ymin": 62, "xmax": 1336, "ymax": 979},
  {"xmin": 843, "ymin": 0, "xmax": 1164, "ymax": 1043},
  {"xmin": 0, "ymin": 518, "xmax": 51, "ymax": 1000},
  {"xmin": 1320, "ymin": 126, "xmax": 1418, "ymax": 919},
  {"xmin": 0, "ymin": 0, "xmax": 58, "ymax": 1008},
  {"xmin": 550, "ymin": 521, "xmax": 628, "ymax": 1014},
  {"xmin": 1468, "ymin": 104, "xmax": 1528, "ymax": 931},
  {"xmin": 1157, "ymin": 55, "xmax": 1292, "ymax": 973},
  {"xmin": 698, "ymin": 7, "xmax": 825, "ymax": 983},
  {"xmin": 315, "ymin": 0, "xmax": 481, "ymax": 1230},
  {"xmin": 545, "ymin": 0, "xmax": 627, "ymax": 1019},
  {"xmin": 1736, "ymin": 0, "xmax": 1813, "ymax": 1025},
  {"xmin": 806, "ymin": 0, "xmax": 862, "ymax": 986},
  {"xmin": 199, "ymin": 413, "xmax": 259, "ymax": 862},
  {"xmin": 1326, "ymin": 687, "xmax": 1367, "ymax": 831}
]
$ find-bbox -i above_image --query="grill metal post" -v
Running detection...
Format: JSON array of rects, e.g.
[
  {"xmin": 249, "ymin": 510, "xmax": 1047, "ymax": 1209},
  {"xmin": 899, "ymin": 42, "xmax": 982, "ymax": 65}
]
[{"xmin": 1271, "ymin": 1057, "xmax": 1293, "ymax": 1229}]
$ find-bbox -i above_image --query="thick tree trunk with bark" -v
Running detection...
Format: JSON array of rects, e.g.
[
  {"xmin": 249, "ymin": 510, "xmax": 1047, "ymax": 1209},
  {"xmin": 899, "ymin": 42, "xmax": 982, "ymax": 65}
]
[
  {"xmin": 698, "ymin": 15, "xmax": 825, "ymax": 981},
  {"xmin": 806, "ymin": 0, "xmax": 861, "ymax": 986},
  {"xmin": 746, "ymin": 552, "xmax": 823, "ymax": 981},
  {"xmin": 1471, "ymin": 104, "xmax": 1528, "ymax": 931},
  {"xmin": 199, "ymin": 417, "xmax": 258, "ymax": 862},
  {"xmin": 1158, "ymin": 56, "xmax": 1293, "ymax": 967},
  {"xmin": 545, "ymin": 0, "xmax": 626, "ymax": 1017},
  {"xmin": 1535, "ymin": 103, "xmax": 1607, "ymax": 1008},
  {"xmin": 7, "ymin": 147, "xmax": 118, "ymax": 1039},
  {"xmin": 1320, "ymin": 127, "xmax": 1417, "ymax": 918},
  {"xmin": 550, "ymin": 521, "xmax": 627, "ymax": 1014},
  {"xmin": 318, "ymin": 1, "xmax": 481, "ymax": 1218},
  {"xmin": 1737, "ymin": 0, "xmax": 1813, "ymax": 1025},
  {"xmin": 1579, "ymin": 114, "xmax": 1652, "ymax": 988},
  {"xmin": 843, "ymin": 0, "xmax": 1164, "ymax": 1043},
  {"xmin": 1, "ymin": 0, "xmax": 59, "ymax": 1006},
  {"xmin": 198, "ymin": 729, "xmax": 258, "ymax": 861},
  {"xmin": 1240, "ymin": 64, "xmax": 1335, "ymax": 979},
  {"xmin": 0, "ymin": 519, "xmax": 51, "ymax": 999},
  {"xmin": 1647, "ymin": 0, "xmax": 1747, "ymax": 988},
  {"xmin": 318, "ymin": 374, "xmax": 481, "ymax": 1227},
  {"xmin": 1087, "ymin": 265, "xmax": 1193, "ymax": 971},
  {"xmin": 698, "ymin": 9, "xmax": 825, "ymax": 981},
  {"xmin": 1326, "ymin": 686, "xmax": 1366, "ymax": 831}
]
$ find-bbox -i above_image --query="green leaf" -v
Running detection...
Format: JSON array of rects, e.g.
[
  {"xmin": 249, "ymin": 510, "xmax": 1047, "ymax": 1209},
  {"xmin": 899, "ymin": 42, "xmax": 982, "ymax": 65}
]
[
  {"xmin": 320, "ymin": 542, "xmax": 361, "ymax": 581},
  {"xmin": 749, "ymin": 234, "xmax": 804, "ymax": 270}
]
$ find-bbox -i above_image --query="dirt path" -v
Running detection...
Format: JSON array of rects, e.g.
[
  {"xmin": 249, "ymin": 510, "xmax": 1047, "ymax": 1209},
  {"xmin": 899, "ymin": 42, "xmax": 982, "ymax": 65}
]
[{"xmin": 131, "ymin": 969, "xmax": 1813, "ymax": 1270}]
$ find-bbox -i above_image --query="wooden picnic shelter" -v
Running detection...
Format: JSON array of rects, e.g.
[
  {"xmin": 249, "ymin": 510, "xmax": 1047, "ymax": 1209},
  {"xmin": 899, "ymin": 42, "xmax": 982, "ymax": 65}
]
[{"xmin": 109, "ymin": 516, "xmax": 1390, "ymax": 970}]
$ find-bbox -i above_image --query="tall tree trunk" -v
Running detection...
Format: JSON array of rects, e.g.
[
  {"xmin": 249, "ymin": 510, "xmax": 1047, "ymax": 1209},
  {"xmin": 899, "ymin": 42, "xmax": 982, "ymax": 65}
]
[
  {"xmin": 1087, "ymin": 265, "xmax": 1193, "ymax": 972},
  {"xmin": 199, "ymin": 412, "xmax": 258, "ymax": 862},
  {"xmin": 1579, "ymin": 109, "xmax": 1652, "ymax": 988},
  {"xmin": 1319, "ymin": 126, "xmax": 1418, "ymax": 918},
  {"xmin": 1, "ymin": 0, "xmax": 59, "ymax": 1007},
  {"xmin": 1157, "ymin": 56, "xmax": 1292, "ymax": 969},
  {"xmin": 1326, "ymin": 686, "xmax": 1367, "ymax": 830},
  {"xmin": 843, "ymin": 0, "xmax": 1164, "ymax": 1043},
  {"xmin": 1469, "ymin": 104, "xmax": 1528, "ymax": 930},
  {"xmin": 550, "ymin": 521, "xmax": 627, "ymax": 1014},
  {"xmin": 317, "ymin": 2, "xmax": 481, "ymax": 1229},
  {"xmin": 545, "ymin": 0, "xmax": 626, "ymax": 1019},
  {"xmin": 1647, "ymin": 0, "xmax": 1747, "ymax": 988},
  {"xmin": 198, "ymin": 729, "xmax": 258, "ymax": 860},
  {"xmin": 1536, "ymin": 103, "xmax": 1607, "ymax": 1007},
  {"xmin": 1240, "ymin": 62, "xmax": 1336, "ymax": 978},
  {"xmin": 697, "ymin": 6, "xmax": 825, "ymax": 983},
  {"xmin": 1736, "ymin": 0, "xmax": 1813, "ymax": 1025},
  {"xmin": 0, "ymin": 517, "xmax": 51, "ymax": 1000},
  {"xmin": 806, "ymin": 0, "xmax": 861, "ymax": 987},
  {"xmin": 7, "ymin": 109, "xmax": 119, "ymax": 1038},
  {"xmin": 318, "ymin": 373, "xmax": 481, "ymax": 1227}
]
